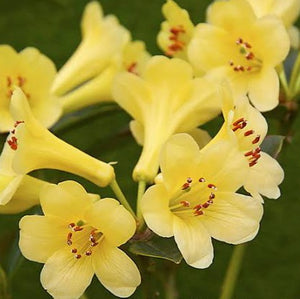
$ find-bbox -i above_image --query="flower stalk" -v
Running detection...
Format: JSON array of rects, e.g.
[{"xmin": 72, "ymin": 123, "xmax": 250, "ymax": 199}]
[{"xmin": 136, "ymin": 180, "xmax": 146, "ymax": 231}]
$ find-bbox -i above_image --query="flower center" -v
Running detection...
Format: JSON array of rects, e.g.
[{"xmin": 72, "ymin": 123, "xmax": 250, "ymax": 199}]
[
  {"xmin": 166, "ymin": 25, "xmax": 186, "ymax": 56},
  {"xmin": 231, "ymin": 117, "xmax": 261, "ymax": 167},
  {"xmin": 6, "ymin": 75, "xmax": 30, "ymax": 99},
  {"xmin": 228, "ymin": 38, "xmax": 262, "ymax": 73},
  {"xmin": 126, "ymin": 62, "xmax": 139, "ymax": 75},
  {"xmin": 66, "ymin": 221, "xmax": 103, "ymax": 259},
  {"xmin": 169, "ymin": 177, "xmax": 217, "ymax": 217}
]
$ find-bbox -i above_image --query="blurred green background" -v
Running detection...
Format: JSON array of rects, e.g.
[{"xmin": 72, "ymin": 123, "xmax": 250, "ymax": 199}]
[{"xmin": 0, "ymin": 0, "xmax": 300, "ymax": 298}]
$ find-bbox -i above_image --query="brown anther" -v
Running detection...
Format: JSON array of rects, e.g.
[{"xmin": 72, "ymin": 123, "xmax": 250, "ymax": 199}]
[
  {"xmin": 246, "ymin": 52, "xmax": 254, "ymax": 60},
  {"xmin": 127, "ymin": 62, "xmax": 137, "ymax": 74},
  {"xmin": 74, "ymin": 226, "xmax": 83, "ymax": 232},
  {"xmin": 17, "ymin": 76, "xmax": 26, "ymax": 87},
  {"xmin": 249, "ymin": 160, "xmax": 257, "ymax": 167},
  {"xmin": 71, "ymin": 248, "xmax": 77, "ymax": 253},
  {"xmin": 75, "ymin": 254, "xmax": 82, "ymax": 259},
  {"xmin": 6, "ymin": 76, "xmax": 12, "ymax": 87},
  {"xmin": 232, "ymin": 118, "xmax": 244, "ymax": 126},
  {"xmin": 229, "ymin": 60, "xmax": 234, "ymax": 66},
  {"xmin": 233, "ymin": 66, "xmax": 239, "ymax": 72},
  {"xmin": 208, "ymin": 184, "xmax": 217, "ymax": 190},
  {"xmin": 252, "ymin": 135, "xmax": 260, "ymax": 144},
  {"xmin": 254, "ymin": 147, "xmax": 261, "ymax": 154},
  {"xmin": 85, "ymin": 250, "xmax": 92, "ymax": 256},
  {"xmin": 244, "ymin": 42, "xmax": 251, "ymax": 48},
  {"xmin": 244, "ymin": 150, "xmax": 253, "ymax": 157},
  {"xmin": 244, "ymin": 130, "xmax": 254, "ymax": 136},
  {"xmin": 247, "ymin": 66, "xmax": 252, "ymax": 71},
  {"xmin": 7, "ymin": 136, "xmax": 18, "ymax": 150},
  {"xmin": 14, "ymin": 120, "xmax": 24, "ymax": 128},
  {"xmin": 182, "ymin": 182, "xmax": 191, "ymax": 190},
  {"xmin": 209, "ymin": 193, "xmax": 215, "ymax": 200},
  {"xmin": 194, "ymin": 210, "xmax": 204, "ymax": 216},
  {"xmin": 180, "ymin": 201, "xmax": 190, "ymax": 207},
  {"xmin": 236, "ymin": 38, "xmax": 243, "ymax": 44},
  {"xmin": 10, "ymin": 129, "xmax": 15, "ymax": 134},
  {"xmin": 91, "ymin": 242, "xmax": 98, "ymax": 247},
  {"xmin": 202, "ymin": 202, "xmax": 210, "ymax": 208},
  {"xmin": 7, "ymin": 90, "xmax": 13, "ymax": 98},
  {"xmin": 90, "ymin": 237, "xmax": 96, "ymax": 243},
  {"xmin": 170, "ymin": 26, "xmax": 185, "ymax": 35},
  {"xmin": 207, "ymin": 199, "xmax": 214, "ymax": 204},
  {"xmin": 199, "ymin": 177, "xmax": 206, "ymax": 182},
  {"xmin": 67, "ymin": 232, "xmax": 73, "ymax": 246},
  {"xmin": 187, "ymin": 177, "xmax": 192, "ymax": 183},
  {"xmin": 68, "ymin": 223, "xmax": 76, "ymax": 229},
  {"xmin": 239, "ymin": 66, "xmax": 245, "ymax": 72},
  {"xmin": 193, "ymin": 204, "xmax": 202, "ymax": 210}
]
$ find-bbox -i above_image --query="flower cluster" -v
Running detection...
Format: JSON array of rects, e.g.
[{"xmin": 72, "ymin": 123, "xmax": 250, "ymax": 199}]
[{"xmin": 0, "ymin": 0, "xmax": 298, "ymax": 298}]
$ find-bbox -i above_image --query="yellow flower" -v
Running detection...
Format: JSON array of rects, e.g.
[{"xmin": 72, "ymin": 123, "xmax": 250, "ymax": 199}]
[
  {"xmin": 188, "ymin": 0, "xmax": 290, "ymax": 111},
  {"xmin": 246, "ymin": 0, "xmax": 300, "ymax": 48},
  {"xmin": 19, "ymin": 181, "xmax": 141, "ymax": 298},
  {"xmin": 157, "ymin": 0, "xmax": 194, "ymax": 60},
  {"xmin": 212, "ymin": 92, "xmax": 284, "ymax": 199},
  {"xmin": 0, "ymin": 45, "xmax": 61, "ymax": 132},
  {"xmin": 7, "ymin": 88, "xmax": 115, "ymax": 187},
  {"xmin": 51, "ymin": 1, "xmax": 131, "ymax": 113},
  {"xmin": 113, "ymin": 56, "xmax": 222, "ymax": 182},
  {"xmin": 141, "ymin": 134, "xmax": 263, "ymax": 268}
]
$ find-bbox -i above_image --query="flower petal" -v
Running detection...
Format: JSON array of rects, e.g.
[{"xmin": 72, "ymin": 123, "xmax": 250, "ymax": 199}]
[
  {"xmin": 85, "ymin": 198, "xmax": 136, "ymax": 246},
  {"xmin": 202, "ymin": 192, "xmax": 263, "ymax": 244},
  {"xmin": 141, "ymin": 184, "xmax": 174, "ymax": 237},
  {"xmin": 245, "ymin": 152, "xmax": 284, "ymax": 199},
  {"xmin": 41, "ymin": 247, "xmax": 94, "ymax": 298},
  {"xmin": 40, "ymin": 181, "xmax": 93, "ymax": 221},
  {"xmin": 93, "ymin": 241, "xmax": 141, "ymax": 298},
  {"xmin": 19, "ymin": 215, "xmax": 66, "ymax": 263},
  {"xmin": 173, "ymin": 216, "xmax": 213, "ymax": 268},
  {"xmin": 248, "ymin": 67, "xmax": 279, "ymax": 111}
]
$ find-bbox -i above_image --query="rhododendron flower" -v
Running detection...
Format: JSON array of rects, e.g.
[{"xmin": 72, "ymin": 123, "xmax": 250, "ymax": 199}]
[
  {"xmin": 212, "ymin": 92, "xmax": 284, "ymax": 199},
  {"xmin": 7, "ymin": 88, "xmax": 115, "ymax": 187},
  {"xmin": 19, "ymin": 181, "xmax": 141, "ymax": 298},
  {"xmin": 0, "ymin": 45, "xmax": 61, "ymax": 132},
  {"xmin": 142, "ymin": 134, "xmax": 263, "ymax": 268},
  {"xmin": 157, "ymin": 0, "xmax": 194, "ymax": 60},
  {"xmin": 113, "ymin": 56, "xmax": 222, "ymax": 182},
  {"xmin": 188, "ymin": 0, "xmax": 290, "ymax": 111}
]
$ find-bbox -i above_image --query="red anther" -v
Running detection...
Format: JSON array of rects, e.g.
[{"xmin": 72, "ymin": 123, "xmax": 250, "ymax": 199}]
[
  {"xmin": 71, "ymin": 248, "xmax": 77, "ymax": 253},
  {"xmin": 90, "ymin": 237, "xmax": 96, "ymax": 243},
  {"xmin": 7, "ymin": 136, "xmax": 18, "ymax": 150},
  {"xmin": 233, "ymin": 66, "xmax": 239, "ymax": 72},
  {"xmin": 252, "ymin": 135, "xmax": 260, "ymax": 144},
  {"xmin": 170, "ymin": 26, "xmax": 185, "ymax": 35},
  {"xmin": 208, "ymin": 184, "xmax": 216, "ymax": 189},
  {"xmin": 85, "ymin": 250, "xmax": 92, "ymax": 256},
  {"xmin": 244, "ymin": 150, "xmax": 253, "ymax": 157},
  {"xmin": 229, "ymin": 60, "xmax": 234, "ymax": 66},
  {"xmin": 194, "ymin": 210, "xmax": 204, "ymax": 216},
  {"xmin": 240, "ymin": 121, "xmax": 247, "ymax": 129},
  {"xmin": 180, "ymin": 200, "xmax": 190, "ymax": 207},
  {"xmin": 253, "ymin": 153, "xmax": 261, "ymax": 160},
  {"xmin": 182, "ymin": 182, "xmax": 190, "ymax": 190},
  {"xmin": 193, "ymin": 204, "xmax": 202, "ymax": 210},
  {"xmin": 244, "ymin": 130, "xmax": 254, "ymax": 136},
  {"xmin": 74, "ymin": 226, "xmax": 83, "ymax": 232},
  {"xmin": 67, "ymin": 240, "xmax": 72, "ymax": 246},
  {"xmin": 68, "ymin": 223, "xmax": 76, "ymax": 229},
  {"xmin": 14, "ymin": 120, "xmax": 24, "ymax": 128},
  {"xmin": 207, "ymin": 199, "xmax": 214, "ymax": 204},
  {"xmin": 17, "ymin": 76, "xmax": 26, "ymax": 87},
  {"xmin": 249, "ymin": 160, "xmax": 257, "ymax": 167},
  {"xmin": 254, "ymin": 147, "xmax": 261, "ymax": 154},
  {"xmin": 75, "ymin": 254, "xmax": 82, "ymax": 259},
  {"xmin": 67, "ymin": 232, "xmax": 73, "ymax": 246},
  {"xmin": 6, "ymin": 76, "xmax": 12, "ymax": 87},
  {"xmin": 209, "ymin": 193, "xmax": 215, "ymax": 200},
  {"xmin": 127, "ymin": 62, "xmax": 137, "ymax": 74},
  {"xmin": 246, "ymin": 52, "xmax": 254, "ymax": 60},
  {"xmin": 199, "ymin": 177, "xmax": 206, "ymax": 182},
  {"xmin": 239, "ymin": 66, "xmax": 245, "ymax": 71},
  {"xmin": 244, "ymin": 42, "xmax": 251, "ymax": 48},
  {"xmin": 10, "ymin": 129, "xmax": 15, "ymax": 134},
  {"xmin": 236, "ymin": 38, "xmax": 243, "ymax": 44},
  {"xmin": 91, "ymin": 242, "xmax": 98, "ymax": 247},
  {"xmin": 202, "ymin": 202, "xmax": 210, "ymax": 208},
  {"xmin": 247, "ymin": 66, "xmax": 252, "ymax": 71},
  {"xmin": 232, "ymin": 118, "xmax": 244, "ymax": 126}
]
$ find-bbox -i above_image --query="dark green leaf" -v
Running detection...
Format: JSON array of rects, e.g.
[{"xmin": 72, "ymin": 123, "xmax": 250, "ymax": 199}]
[
  {"xmin": 260, "ymin": 135, "xmax": 285, "ymax": 158},
  {"xmin": 0, "ymin": 264, "xmax": 10, "ymax": 299},
  {"xmin": 129, "ymin": 235, "xmax": 182, "ymax": 264}
]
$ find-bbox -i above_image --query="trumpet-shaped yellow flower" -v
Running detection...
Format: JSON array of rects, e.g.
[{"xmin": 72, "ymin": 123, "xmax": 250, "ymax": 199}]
[
  {"xmin": 141, "ymin": 134, "xmax": 263, "ymax": 268},
  {"xmin": 246, "ymin": 0, "xmax": 300, "ymax": 48},
  {"xmin": 188, "ymin": 0, "xmax": 290, "ymax": 111},
  {"xmin": 212, "ymin": 93, "xmax": 284, "ymax": 199},
  {"xmin": 0, "ymin": 45, "xmax": 61, "ymax": 132},
  {"xmin": 7, "ymin": 88, "xmax": 114, "ymax": 187},
  {"xmin": 157, "ymin": 0, "xmax": 194, "ymax": 60},
  {"xmin": 113, "ymin": 56, "xmax": 222, "ymax": 182},
  {"xmin": 51, "ymin": 1, "xmax": 134, "ymax": 113},
  {"xmin": 19, "ymin": 181, "xmax": 141, "ymax": 298}
]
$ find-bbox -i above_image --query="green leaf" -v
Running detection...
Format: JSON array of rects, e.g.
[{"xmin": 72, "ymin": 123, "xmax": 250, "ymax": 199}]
[
  {"xmin": 129, "ymin": 235, "xmax": 182, "ymax": 264},
  {"xmin": 260, "ymin": 135, "xmax": 285, "ymax": 158}
]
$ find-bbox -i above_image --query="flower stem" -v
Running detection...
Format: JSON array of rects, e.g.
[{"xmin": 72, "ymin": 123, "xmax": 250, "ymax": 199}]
[
  {"xmin": 219, "ymin": 243, "xmax": 247, "ymax": 299},
  {"xmin": 277, "ymin": 64, "xmax": 290, "ymax": 100},
  {"xmin": 289, "ymin": 51, "xmax": 300, "ymax": 96},
  {"xmin": 110, "ymin": 179, "xmax": 136, "ymax": 219},
  {"xmin": 136, "ymin": 180, "xmax": 146, "ymax": 231}
]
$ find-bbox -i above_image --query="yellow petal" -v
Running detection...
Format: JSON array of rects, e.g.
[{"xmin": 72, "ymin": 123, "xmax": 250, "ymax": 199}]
[
  {"xmin": 248, "ymin": 67, "xmax": 279, "ymax": 111},
  {"xmin": 85, "ymin": 198, "xmax": 136, "ymax": 246},
  {"xmin": 0, "ymin": 175, "xmax": 47, "ymax": 214},
  {"xmin": 173, "ymin": 216, "xmax": 213, "ymax": 268},
  {"xmin": 185, "ymin": 128, "xmax": 211, "ymax": 150},
  {"xmin": 207, "ymin": 0, "xmax": 256, "ymax": 31},
  {"xmin": 129, "ymin": 120, "xmax": 144, "ymax": 146},
  {"xmin": 245, "ymin": 152, "xmax": 284, "ymax": 199},
  {"xmin": 92, "ymin": 241, "xmax": 141, "ymax": 298},
  {"xmin": 288, "ymin": 25, "xmax": 300, "ymax": 49},
  {"xmin": 19, "ymin": 215, "xmax": 66, "ymax": 263},
  {"xmin": 202, "ymin": 192, "xmax": 263, "ymax": 244},
  {"xmin": 40, "ymin": 247, "xmax": 94, "ymax": 298},
  {"xmin": 10, "ymin": 88, "xmax": 115, "ymax": 187},
  {"xmin": 40, "ymin": 181, "xmax": 93, "ymax": 221},
  {"xmin": 141, "ymin": 184, "xmax": 174, "ymax": 237}
]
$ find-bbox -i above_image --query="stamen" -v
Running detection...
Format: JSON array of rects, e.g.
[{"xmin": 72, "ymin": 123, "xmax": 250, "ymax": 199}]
[
  {"xmin": 199, "ymin": 177, "xmax": 206, "ymax": 182},
  {"xmin": 67, "ymin": 232, "xmax": 73, "ymax": 246},
  {"xmin": 208, "ymin": 183, "xmax": 217, "ymax": 190},
  {"xmin": 71, "ymin": 248, "xmax": 77, "ymax": 253},
  {"xmin": 252, "ymin": 135, "xmax": 260, "ymax": 144},
  {"xmin": 244, "ymin": 130, "xmax": 254, "ymax": 136},
  {"xmin": 127, "ymin": 62, "xmax": 138, "ymax": 75},
  {"xmin": 85, "ymin": 250, "xmax": 92, "ymax": 256},
  {"xmin": 7, "ymin": 136, "xmax": 18, "ymax": 150},
  {"xmin": 6, "ymin": 76, "xmax": 12, "ymax": 87},
  {"xmin": 180, "ymin": 200, "xmax": 190, "ymax": 207},
  {"xmin": 14, "ymin": 120, "xmax": 24, "ymax": 127},
  {"xmin": 75, "ymin": 254, "xmax": 82, "ymax": 259}
]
